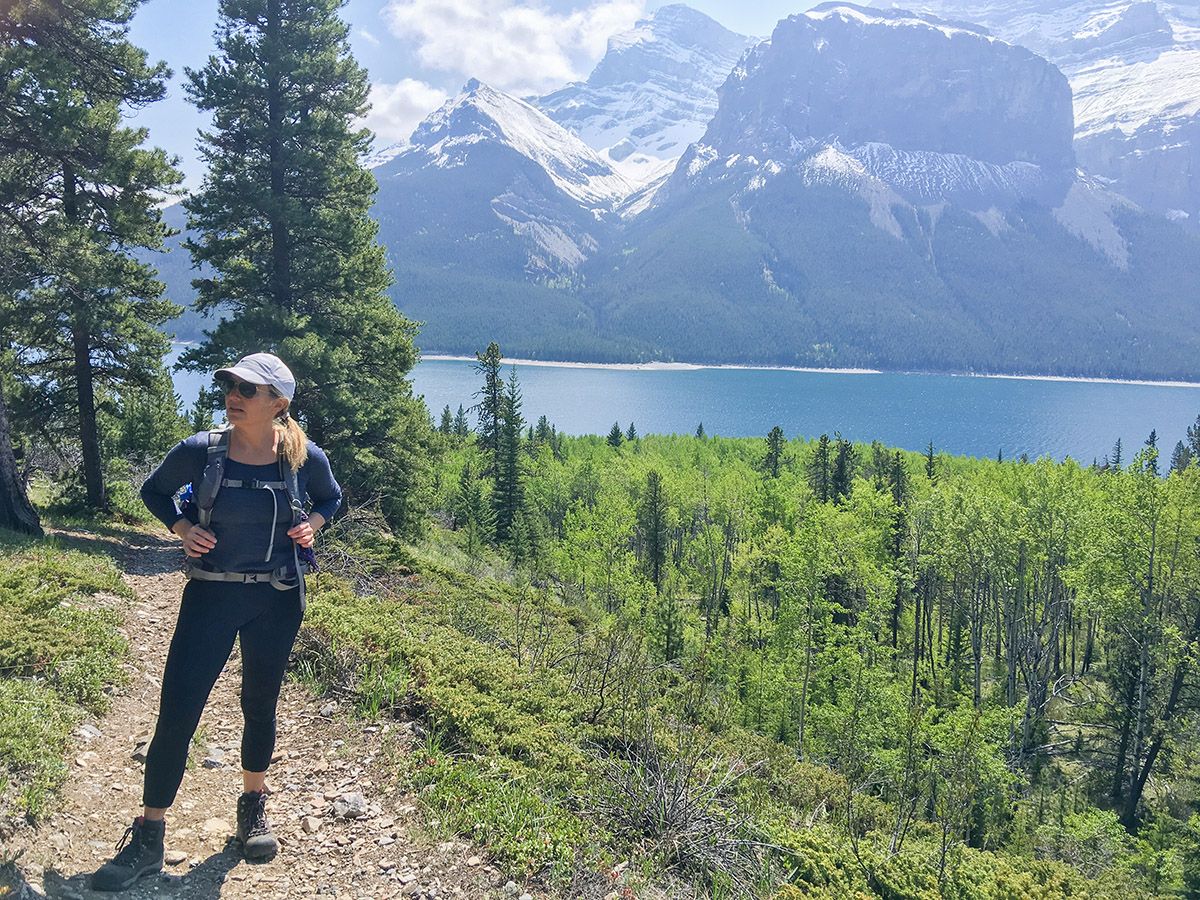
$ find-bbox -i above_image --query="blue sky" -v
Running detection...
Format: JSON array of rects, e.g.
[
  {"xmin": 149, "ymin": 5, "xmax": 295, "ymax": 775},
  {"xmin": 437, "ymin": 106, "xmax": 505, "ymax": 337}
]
[{"xmin": 126, "ymin": 0, "xmax": 822, "ymax": 189}]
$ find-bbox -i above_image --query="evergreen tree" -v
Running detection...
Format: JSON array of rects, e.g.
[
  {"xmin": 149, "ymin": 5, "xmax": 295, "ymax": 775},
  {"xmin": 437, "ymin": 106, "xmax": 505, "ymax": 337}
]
[
  {"xmin": 763, "ymin": 425, "xmax": 785, "ymax": 478},
  {"xmin": 3, "ymin": 0, "xmax": 181, "ymax": 512},
  {"xmin": 454, "ymin": 459, "xmax": 494, "ymax": 557},
  {"xmin": 1170, "ymin": 441, "xmax": 1192, "ymax": 475},
  {"xmin": 1145, "ymin": 429, "xmax": 1159, "ymax": 476},
  {"xmin": 188, "ymin": 392, "xmax": 217, "ymax": 434},
  {"xmin": 607, "ymin": 422, "xmax": 624, "ymax": 448},
  {"xmin": 1189, "ymin": 416, "xmax": 1200, "ymax": 462},
  {"xmin": 438, "ymin": 405, "xmax": 453, "ymax": 435},
  {"xmin": 1111, "ymin": 437, "xmax": 1124, "ymax": 472},
  {"xmin": 695, "ymin": 422, "xmax": 706, "ymax": 440},
  {"xmin": 831, "ymin": 436, "xmax": 856, "ymax": 501},
  {"xmin": 107, "ymin": 370, "xmax": 189, "ymax": 466},
  {"xmin": 639, "ymin": 469, "xmax": 669, "ymax": 592},
  {"xmin": 625, "ymin": 421, "xmax": 637, "ymax": 442},
  {"xmin": 809, "ymin": 434, "xmax": 832, "ymax": 502},
  {"xmin": 472, "ymin": 342, "xmax": 504, "ymax": 469},
  {"xmin": 453, "ymin": 404, "xmax": 469, "ymax": 438},
  {"xmin": 493, "ymin": 366, "xmax": 524, "ymax": 544},
  {"xmin": 180, "ymin": 0, "xmax": 434, "ymax": 537},
  {"xmin": 925, "ymin": 441, "xmax": 937, "ymax": 483}
]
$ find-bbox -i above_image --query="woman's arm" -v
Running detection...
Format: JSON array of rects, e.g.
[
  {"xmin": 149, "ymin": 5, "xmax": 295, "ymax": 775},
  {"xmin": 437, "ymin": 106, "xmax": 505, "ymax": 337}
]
[
  {"xmin": 140, "ymin": 435, "xmax": 204, "ymax": 532},
  {"xmin": 303, "ymin": 443, "xmax": 343, "ymax": 526}
]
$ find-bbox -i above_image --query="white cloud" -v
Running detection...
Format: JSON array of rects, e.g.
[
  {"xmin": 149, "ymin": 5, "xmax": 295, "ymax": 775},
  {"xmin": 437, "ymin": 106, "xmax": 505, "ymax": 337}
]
[
  {"xmin": 382, "ymin": 0, "xmax": 646, "ymax": 97},
  {"xmin": 357, "ymin": 28, "xmax": 381, "ymax": 46},
  {"xmin": 362, "ymin": 78, "xmax": 449, "ymax": 144}
]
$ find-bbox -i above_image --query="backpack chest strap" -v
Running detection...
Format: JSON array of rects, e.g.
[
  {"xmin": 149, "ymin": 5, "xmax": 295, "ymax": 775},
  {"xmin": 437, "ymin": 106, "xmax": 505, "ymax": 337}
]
[{"xmin": 220, "ymin": 478, "xmax": 289, "ymax": 490}]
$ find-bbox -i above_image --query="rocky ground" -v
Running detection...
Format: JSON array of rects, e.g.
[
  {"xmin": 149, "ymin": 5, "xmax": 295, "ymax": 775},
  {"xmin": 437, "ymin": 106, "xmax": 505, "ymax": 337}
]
[{"xmin": 0, "ymin": 527, "xmax": 543, "ymax": 900}]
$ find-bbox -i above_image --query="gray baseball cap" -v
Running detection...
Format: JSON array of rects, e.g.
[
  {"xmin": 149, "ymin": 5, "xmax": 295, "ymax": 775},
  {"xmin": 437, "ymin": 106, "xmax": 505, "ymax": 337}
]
[{"xmin": 215, "ymin": 353, "xmax": 296, "ymax": 401}]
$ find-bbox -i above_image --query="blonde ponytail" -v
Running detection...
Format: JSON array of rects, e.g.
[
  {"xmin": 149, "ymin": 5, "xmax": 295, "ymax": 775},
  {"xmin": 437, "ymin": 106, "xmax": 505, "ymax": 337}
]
[{"xmin": 274, "ymin": 406, "xmax": 309, "ymax": 472}]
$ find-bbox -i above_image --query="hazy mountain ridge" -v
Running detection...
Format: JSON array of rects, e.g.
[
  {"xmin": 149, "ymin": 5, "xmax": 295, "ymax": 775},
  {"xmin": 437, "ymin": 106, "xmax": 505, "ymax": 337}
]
[{"xmin": 534, "ymin": 5, "xmax": 757, "ymax": 185}]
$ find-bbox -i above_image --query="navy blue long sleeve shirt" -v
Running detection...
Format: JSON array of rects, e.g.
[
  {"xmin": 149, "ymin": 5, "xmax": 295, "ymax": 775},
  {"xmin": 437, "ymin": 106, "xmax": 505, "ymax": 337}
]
[{"xmin": 140, "ymin": 431, "xmax": 343, "ymax": 574}]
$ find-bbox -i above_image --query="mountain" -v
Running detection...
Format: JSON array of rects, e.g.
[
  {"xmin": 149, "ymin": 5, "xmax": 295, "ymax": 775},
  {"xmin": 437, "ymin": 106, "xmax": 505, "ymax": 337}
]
[
  {"xmin": 156, "ymin": 4, "xmax": 1200, "ymax": 379},
  {"xmin": 534, "ymin": 4, "xmax": 756, "ymax": 185},
  {"xmin": 887, "ymin": 0, "xmax": 1200, "ymax": 227},
  {"xmin": 368, "ymin": 80, "xmax": 644, "ymax": 360},
  {"xmin": 584, "ymin": 3, "xmax": 1200, "ymax": 378}
]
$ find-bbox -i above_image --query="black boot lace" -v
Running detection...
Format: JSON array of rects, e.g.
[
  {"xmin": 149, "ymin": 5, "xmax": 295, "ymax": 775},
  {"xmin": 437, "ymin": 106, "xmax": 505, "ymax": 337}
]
[
  {"xmin": 241, "ymin": 791, "xmax": 272, "ymax": 838},
  {"xmin": 110, "ymin": 820, "xmax": 148, "ymax": 868}
]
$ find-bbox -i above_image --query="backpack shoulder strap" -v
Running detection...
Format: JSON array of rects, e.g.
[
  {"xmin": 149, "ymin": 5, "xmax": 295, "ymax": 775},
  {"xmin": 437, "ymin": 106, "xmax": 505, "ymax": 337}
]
[{"xmin": 196, "ymin": 428, "xmax": 231, "ymax": 528}]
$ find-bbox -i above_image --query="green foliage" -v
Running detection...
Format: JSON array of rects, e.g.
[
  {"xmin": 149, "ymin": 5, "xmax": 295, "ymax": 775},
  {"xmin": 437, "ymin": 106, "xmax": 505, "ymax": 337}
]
[
  {"xmin": 180, "ymin": 0, "xmax": 435, "ymax": 538},
  {"xmin": 2, "ymin": 0, "xmax": 183, "ymax": 511},
  {"xmin": 0, "ymin": 531, "xmax": 129, "ymax": 820}
]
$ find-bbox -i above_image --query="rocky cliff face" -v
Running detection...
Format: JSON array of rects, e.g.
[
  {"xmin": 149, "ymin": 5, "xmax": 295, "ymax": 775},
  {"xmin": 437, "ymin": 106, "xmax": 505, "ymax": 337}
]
[
  {"xmin": 534, "ymin": 4, "xmax": 756, "ymax": 184},
  {"xmin": 897, "ymin": 0, "xmax": 1200, "ymax": 226},
  {"xmin": 702, "ymin": 4, "xmax": 1075, "ymax": 175}
]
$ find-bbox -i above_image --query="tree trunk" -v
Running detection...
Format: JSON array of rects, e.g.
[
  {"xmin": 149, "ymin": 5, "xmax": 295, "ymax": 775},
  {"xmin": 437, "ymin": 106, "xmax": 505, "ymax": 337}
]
[
  {"xmin": 266, "ymin": 0, "xmax": 292, "ymax": 312},
  {"xmin": 0, "ymin": 379, "xmax": 42, "ymax": 535},
  {"xmin": 63, "ymin": 160, "xmax": 105, "ymax": 510}
]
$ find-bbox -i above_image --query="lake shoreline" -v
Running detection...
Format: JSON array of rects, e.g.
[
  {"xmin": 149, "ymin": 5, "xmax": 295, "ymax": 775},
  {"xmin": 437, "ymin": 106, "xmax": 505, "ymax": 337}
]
[{"xmin": 419, "ymin": 355, "xmax": 1200, "ymax": 390}]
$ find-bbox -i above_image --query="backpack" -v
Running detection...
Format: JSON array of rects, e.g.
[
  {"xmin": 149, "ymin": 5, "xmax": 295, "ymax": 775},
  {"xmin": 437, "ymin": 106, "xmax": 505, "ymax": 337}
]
[{"xmin": 182, "ymin": 427, "xmax": 315, "ymax": 605}]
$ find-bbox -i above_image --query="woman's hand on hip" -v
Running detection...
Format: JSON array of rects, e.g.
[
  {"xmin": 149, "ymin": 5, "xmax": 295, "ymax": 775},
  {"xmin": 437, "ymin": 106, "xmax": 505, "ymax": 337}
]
[{"xmin": 174, "ymin": 522, "xmax": 217, "ymax": 558}]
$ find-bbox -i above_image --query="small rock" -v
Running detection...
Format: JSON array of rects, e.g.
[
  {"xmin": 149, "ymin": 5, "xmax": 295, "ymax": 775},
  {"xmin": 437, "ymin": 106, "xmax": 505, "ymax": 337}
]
[
  {"xmin": 164, "ymin": 849, "xmax": 187, "ymax": 865},
  {"xmin": 519, "ymin": 894, "xmax": 533, "ymax": 900},
  {"xmin": 47, "ymin": 832, "xmax": 70, "ymax": 852},
  {"xmin": 201, "ymin": 756, "xmax": 225, "ymax": 769},
  {"xmin": 75, "ymin": 751, "xmax": 98, "ymax": 768},
  {"xmin": 77, "ymin": 723, "xmax": 102, "ymax": 741},
  {"xmin": 467, "ymin": 855, "xmax": 481, "ymax": 867},
  {"xmin": 319, "ymin": 702, "xmax": 337, "ymax": 717},
  {"xmin": 503, "ymin": 882, "xmax": 519, "ymax": 896},
  {"xmin": 202, "ymin": 818, "xmax": 231, "ymax": 836},
  {"xmin": 131, "ymin": 742, "xmax": 149, "ymax": 763},
  {"xmin": 302, "ymin": 816, "xmax": 322, "ymax": 834},
  {"xmin": 332, "ymin": 792, "xmax": 367, "ymax": 819}
]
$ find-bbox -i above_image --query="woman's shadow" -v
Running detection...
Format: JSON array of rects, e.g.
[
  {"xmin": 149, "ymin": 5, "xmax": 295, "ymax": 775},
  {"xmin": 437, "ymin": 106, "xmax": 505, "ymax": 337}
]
[{"xmin": 3, "ymin": 838, "xmax": 265, "ymax": 898}]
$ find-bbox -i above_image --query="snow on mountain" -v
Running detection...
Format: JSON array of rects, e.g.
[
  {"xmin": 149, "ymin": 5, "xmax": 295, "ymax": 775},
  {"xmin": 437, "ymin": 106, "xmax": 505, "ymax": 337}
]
[
  {"xmin": 534, "ymin": 5, "xmax": 757, "ymax": 185},
  {"xmin": 888, "ymin": 0, "xmax": 1200, "ymax": 223},
  {"xmin": 403, "ymin": 79, "xmax": 634, "ymax": 208}
]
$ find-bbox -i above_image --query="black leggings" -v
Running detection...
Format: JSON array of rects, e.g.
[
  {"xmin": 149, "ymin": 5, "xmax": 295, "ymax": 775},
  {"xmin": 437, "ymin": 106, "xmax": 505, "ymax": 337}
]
[{"xmin": 142, "ymin": 578, "xmax": 303, "ymax": 809}]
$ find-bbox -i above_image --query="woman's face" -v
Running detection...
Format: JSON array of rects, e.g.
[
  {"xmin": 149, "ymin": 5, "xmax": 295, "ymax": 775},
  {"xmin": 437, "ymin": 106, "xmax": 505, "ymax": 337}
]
[{"xmin": 218, "ymin": 375, "xmax": 287, "ymax": 427}]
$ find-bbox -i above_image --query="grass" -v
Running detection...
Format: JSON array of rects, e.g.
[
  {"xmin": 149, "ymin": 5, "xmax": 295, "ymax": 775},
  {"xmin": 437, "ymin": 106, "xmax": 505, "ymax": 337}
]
[{"xmin": 0, "ymin": 527, "xmax": 131, "ymax": 821}]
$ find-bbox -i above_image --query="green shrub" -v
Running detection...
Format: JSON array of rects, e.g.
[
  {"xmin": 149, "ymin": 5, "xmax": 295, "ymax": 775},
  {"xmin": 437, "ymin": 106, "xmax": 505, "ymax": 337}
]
[{"xmin": 0, "ymin": 679, "xmax": 76, "ymax": 820}]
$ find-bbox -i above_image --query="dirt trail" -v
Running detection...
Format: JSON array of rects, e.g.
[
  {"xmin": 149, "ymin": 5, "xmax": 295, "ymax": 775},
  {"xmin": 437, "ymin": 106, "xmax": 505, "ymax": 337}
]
[{"xmin": 1, "ymin": 527, "xmax": 526, "ymax": 900}]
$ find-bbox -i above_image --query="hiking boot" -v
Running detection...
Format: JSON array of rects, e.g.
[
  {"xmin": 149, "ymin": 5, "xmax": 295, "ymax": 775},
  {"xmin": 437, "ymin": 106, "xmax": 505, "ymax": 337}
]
[
  {"xmin": 90, "ymin": 815, "xmax": 165, "ymax": 892},
  {"xmin": 236, "ymin": 789, "xmax": 278, "ymax": 859}
]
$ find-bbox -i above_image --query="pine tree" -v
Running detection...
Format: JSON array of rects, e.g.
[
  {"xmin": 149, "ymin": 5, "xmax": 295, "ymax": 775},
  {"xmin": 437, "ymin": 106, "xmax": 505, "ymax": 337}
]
[
  {"xmin": 625, "ymin": 422, "xmax": 637, "ymax": 442},
  {"xmin": 188, "ymin": 392, "xmax": 217, "ymax": 434},
  {"xmin": 1111, "ymin": 438, "xmax": 1124, "ymax": 472},
  {"xmin": 1189, "ymin": 416, "xmax": 1200, "ymax": 462},
  {"xmin": 3, "ymin": 0, "xmax": 181, "ymax": 512},
  {"xmin": 763, "ymin": 425, "xmax": 785, "ymax": 478},
  {"xmin": 832, "ymin": 435, "xmax": 856, "ymax": 502},
  {"xmin": 180, "ymin": 0, "xmax": 433, "ymax": 537},
  {"xmin": 454, "ymin": 460, "xmax": 494, "ymax": 557},
  {"xmin": 925, "ymin": 441, "xmax": 937, "ymax": 483},
  {"xmin": 607, "ymin": 422, "xmax": 624, "ymax": 448},
  {"xmin": 453, "ymin": 404, "xmax": 469, "ymax": 438},
  {"xmin": 493, "ymin": 366, "xmax": 525, "ymax": 544},
  {"xmin": 808, "ymin": 434, "xmax": 831, "ymax": 502},
  {"xmin": 1145, "ymin": 429, "xmax": 1159, "ymax": 476},
  {"xmin": 472, "ymin": 342, "xmax": 504, "ymax": 470},
  {"xmin": 639, "ymin": 469, "xmax": 669, "ymax": 592},
  {"xmin": 438, "ymin": 405, "xmax": 453, "ymax": 435},
  {"xmin": 695, "ymin": 422, "xmax": 706, "ymax": 440},
  {"xmin": 1170, "ymin": 441, "xmax": 1192, "ymax": 475}
]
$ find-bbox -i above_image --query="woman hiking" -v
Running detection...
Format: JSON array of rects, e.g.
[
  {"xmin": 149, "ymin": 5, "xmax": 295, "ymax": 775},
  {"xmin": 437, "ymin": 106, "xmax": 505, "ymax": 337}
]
[{"xmin": 91, "ymin": 353, "xmax": 342, "ymax": 892}]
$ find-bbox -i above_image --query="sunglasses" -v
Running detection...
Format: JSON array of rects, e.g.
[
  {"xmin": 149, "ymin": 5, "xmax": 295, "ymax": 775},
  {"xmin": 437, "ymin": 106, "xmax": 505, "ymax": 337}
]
[{"xmin": 214, "ymin": 374, "xmax": 270, "ymax": 399}]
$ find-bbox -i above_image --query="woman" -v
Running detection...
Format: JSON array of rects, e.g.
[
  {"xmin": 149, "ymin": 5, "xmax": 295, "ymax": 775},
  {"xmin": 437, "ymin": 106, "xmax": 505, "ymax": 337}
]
[{"xmin": 91, "ymin": 353, "xmax": 342, "ymax": 892}]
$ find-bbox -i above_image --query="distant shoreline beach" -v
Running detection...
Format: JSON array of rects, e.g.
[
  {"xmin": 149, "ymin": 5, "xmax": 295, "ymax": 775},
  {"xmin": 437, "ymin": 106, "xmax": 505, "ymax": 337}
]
[{"xmin": 418, "ymin": 354, "xmax": 1200, "ymax": 389}]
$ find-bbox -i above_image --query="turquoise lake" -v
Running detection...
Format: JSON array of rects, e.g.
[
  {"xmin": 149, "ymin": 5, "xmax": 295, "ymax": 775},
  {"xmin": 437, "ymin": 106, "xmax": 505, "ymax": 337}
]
[{"xmin": 171, "ymin": 353, "xmax": 1200, "ymax": 463}]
